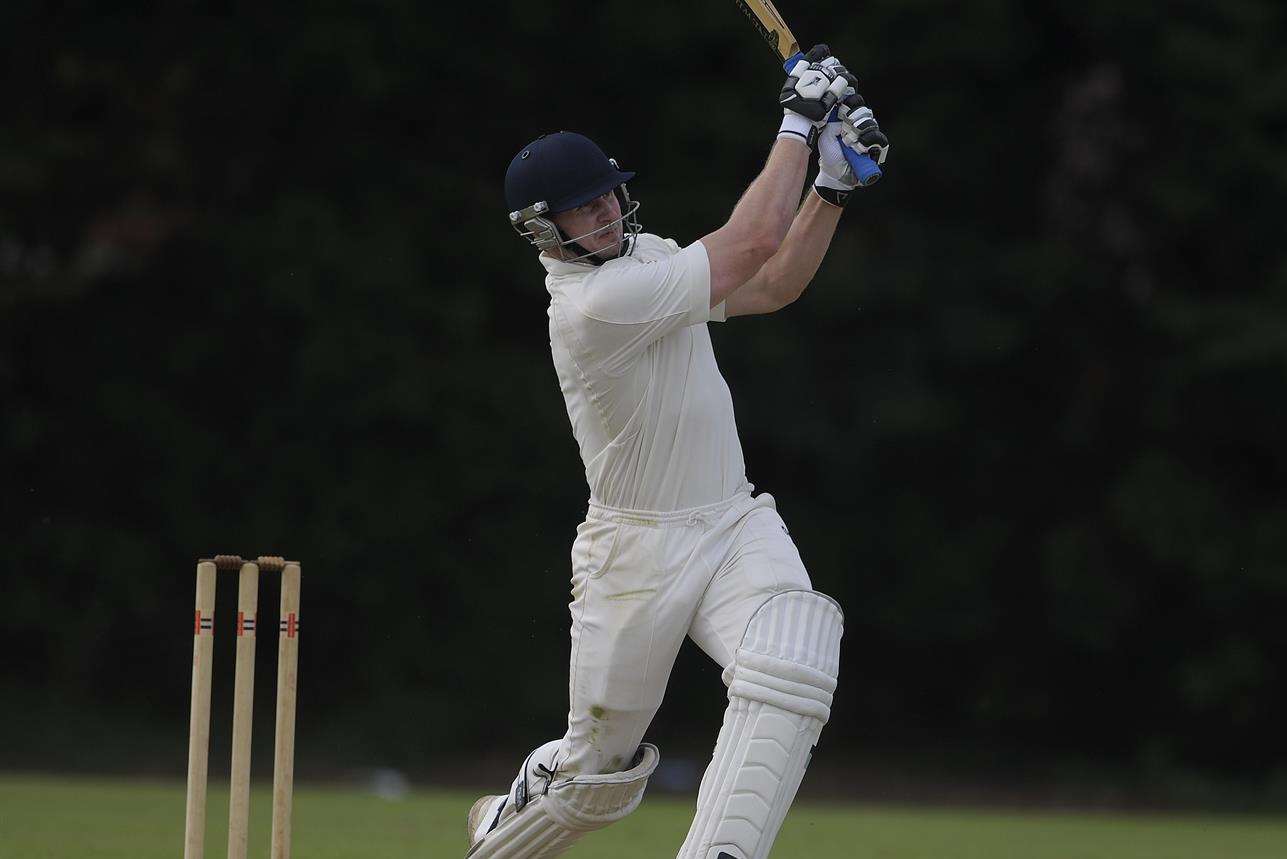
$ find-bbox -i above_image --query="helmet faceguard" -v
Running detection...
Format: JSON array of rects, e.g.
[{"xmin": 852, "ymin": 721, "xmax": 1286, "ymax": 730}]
[
  {"xmin": 508, "ymin": 177, "xmax": 641, "ymax": 265},
  {"xmin": 505, "ymin": 132, "xmax": 643, "ymax": 267}
]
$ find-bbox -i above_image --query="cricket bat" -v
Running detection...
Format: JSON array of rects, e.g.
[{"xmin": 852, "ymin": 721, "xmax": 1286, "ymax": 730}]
[{"xmin": 734, "ymin": 0, "xmax": 883, "ymax": 186}]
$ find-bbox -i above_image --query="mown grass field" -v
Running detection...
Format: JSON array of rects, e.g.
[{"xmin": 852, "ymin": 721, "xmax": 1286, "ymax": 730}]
[{"xmin": 1, "ymin": 773, "xmax": 1285, "ymax": 858}]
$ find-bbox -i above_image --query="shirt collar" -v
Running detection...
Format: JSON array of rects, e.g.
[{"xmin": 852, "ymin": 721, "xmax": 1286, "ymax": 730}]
[{"xmin": 539, "ymin": 252, "xmax": 595, "ymax": 277}]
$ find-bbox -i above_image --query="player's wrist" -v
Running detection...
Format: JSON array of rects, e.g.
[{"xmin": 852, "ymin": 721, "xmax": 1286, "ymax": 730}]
[
  {"xmin": 777, "ymin": 112, "xmax": 817, "ymax": 146},
  {"xmin": 814, "ymin": 167, "xmax": 856, "ymax": 192},
  {"xmin": 811, "ymin": 182, "xmax": 851, "ymax": 209}
]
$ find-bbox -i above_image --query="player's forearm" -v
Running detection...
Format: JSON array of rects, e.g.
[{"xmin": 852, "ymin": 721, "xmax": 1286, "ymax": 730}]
[
  {"xmin": 759, "ymin": 190, "xmax": 843, "ymax": 305},
  {"xmin": 726, "ymin": 137, "xmax": 811, "ymax": 252}
]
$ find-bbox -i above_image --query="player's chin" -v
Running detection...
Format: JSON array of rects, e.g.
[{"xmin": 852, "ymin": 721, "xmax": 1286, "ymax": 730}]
[{"xmin": 594, "ymin": 238, "xmax": 624, "ymax": 259}]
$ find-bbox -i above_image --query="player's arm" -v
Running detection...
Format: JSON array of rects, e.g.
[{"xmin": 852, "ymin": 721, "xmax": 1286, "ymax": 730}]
[
  {"xmin": 726, "ymin": 89, "xmax": 890, "ymax": 317},
  {"xmin": 725, "ymin": 191, "xmax": 842, "ymax": 316},
  {"xmin": 700, "ymin": 45, "xmax": 850, "ymax": 309},
  {"xmin": 700, "ymin": 138, "xmax": 810, "ymax": 308}
]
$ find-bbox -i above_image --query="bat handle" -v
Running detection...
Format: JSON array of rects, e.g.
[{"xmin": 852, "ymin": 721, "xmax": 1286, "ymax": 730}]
[
  {"xmin": 783, "ymin": 51, "xmax": 883, "ymax": 188},
  {"xmin": 841, "ymin": 142, "xmax": 882, "ymax": 186}
]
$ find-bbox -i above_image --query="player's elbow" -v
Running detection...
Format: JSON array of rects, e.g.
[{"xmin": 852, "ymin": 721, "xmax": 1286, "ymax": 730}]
[
  {"xmin": 746, "ymin": 228, "xmax": 782, "ymax": 270},
  {"xmin": 727, "ymin": 232, "xmax": 778, "ymax": 288},
  {"xmin": 701, "ymin": 225, "xmax": 784, "ymax": 305},
  {"xmin": 766, "ymin": 279, "xmax": 806, "ymax": 312}
]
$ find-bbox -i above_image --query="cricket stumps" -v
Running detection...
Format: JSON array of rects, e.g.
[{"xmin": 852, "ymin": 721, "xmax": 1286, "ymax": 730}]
[{"xmin": 184, "ymin": 555, "xmax": 302, "ymax": 859}]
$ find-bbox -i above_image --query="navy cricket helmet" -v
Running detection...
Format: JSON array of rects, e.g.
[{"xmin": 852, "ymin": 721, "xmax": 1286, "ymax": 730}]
[{"xmin": 504, "ymin": 132, "xmax": 641, "ymax": 264}]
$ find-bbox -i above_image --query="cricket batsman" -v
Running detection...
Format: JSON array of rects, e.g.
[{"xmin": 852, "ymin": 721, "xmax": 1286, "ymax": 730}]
[{"xmin": 468, "ymin": 44, "xmax": 889, "ymax": 859}]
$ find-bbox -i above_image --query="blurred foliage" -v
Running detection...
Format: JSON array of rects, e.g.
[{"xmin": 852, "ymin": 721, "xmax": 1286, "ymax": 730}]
[{"xmin": 2, "ymin": 0, "xmax": 1285, "ymax": 781}]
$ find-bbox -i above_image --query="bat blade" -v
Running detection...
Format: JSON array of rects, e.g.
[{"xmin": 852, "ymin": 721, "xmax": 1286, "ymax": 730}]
[{"xmin": 734, "ymin": 0, "xmax": 799, "ymax": 60}]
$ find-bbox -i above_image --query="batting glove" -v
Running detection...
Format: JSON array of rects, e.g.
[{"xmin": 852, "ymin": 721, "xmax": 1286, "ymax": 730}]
[
  {"xmin": 814, "ymin": 92, "xmax": 889, "ymax": 206},
  {"xmin": 778, "ymin": 45, "xmax": 855, "ymax": 143}
]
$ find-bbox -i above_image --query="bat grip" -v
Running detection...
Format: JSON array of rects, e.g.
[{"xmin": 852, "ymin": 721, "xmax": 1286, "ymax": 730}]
[
  {"xmin": 783, "ymin": 51, "xmax": 883, "ymax": 188},
  {"xmin": 842, "ymin": 143, "xmax": 882, "ymax": 186}
]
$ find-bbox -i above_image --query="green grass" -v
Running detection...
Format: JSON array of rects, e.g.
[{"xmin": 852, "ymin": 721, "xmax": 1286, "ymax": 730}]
[{"xmin": 1, "ymin": 773, "xmax": 1285, "ymax": 858}]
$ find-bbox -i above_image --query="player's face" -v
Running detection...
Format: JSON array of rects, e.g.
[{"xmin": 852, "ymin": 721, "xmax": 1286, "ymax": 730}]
[{"xmin": 553, "ymin": 191, "xmax": 624, "ymax": 259}]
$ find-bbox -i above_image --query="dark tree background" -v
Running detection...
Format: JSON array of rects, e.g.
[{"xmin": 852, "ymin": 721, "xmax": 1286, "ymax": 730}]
[{"xmin": 3, "ymin": 1, "xmax": 1285, "ymax": 801}]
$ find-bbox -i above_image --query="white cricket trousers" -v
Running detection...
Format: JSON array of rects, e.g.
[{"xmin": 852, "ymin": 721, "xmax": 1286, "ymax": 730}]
[{"xmin": 555, "ymin": 487, "xmax": 812, "ymax": 777}]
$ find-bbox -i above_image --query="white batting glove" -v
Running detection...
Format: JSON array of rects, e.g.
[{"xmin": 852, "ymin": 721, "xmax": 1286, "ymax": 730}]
[
  {"xmin": 779, "ymin": 46, "xmax": 855, "ymax": 142},
  {"xmin": 813, "ymin": 120, "xmax": 858, "ymax": 207},
  {"xmin": 816, "ymin": 123, "xmax": 858, "ymax": 190},
  {"xmin": 814, "ymin": 89, "xmax": 889, "ymax": 205}
]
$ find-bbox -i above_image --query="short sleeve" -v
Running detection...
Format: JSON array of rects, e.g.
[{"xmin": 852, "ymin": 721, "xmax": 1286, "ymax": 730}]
[{"xmin": 559, "ymin": 241, "xmax": 715, "ymax": 375}]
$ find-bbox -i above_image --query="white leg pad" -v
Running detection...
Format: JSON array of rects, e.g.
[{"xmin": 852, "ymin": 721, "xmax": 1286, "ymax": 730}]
[
  {"xmin": 677, "ymin": 590, "xmax": 844, "ymax": 859},
  {"xmin": 467, "ymin": 742, "xmax": 660, "ymax": 858}
]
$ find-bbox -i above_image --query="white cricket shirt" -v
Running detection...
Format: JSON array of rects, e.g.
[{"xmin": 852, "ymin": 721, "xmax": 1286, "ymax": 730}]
[{"xmin": 542, "ymin": 233, "xmax": 749, "ymax": 512}]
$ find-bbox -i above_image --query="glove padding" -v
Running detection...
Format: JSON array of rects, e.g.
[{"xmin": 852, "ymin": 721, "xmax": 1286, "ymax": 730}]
[
  {"xmin": 780, "ymin": 44, "xmax": 854, "ymax": 126},
  {"xmin": 838, "ymin": 93, "xmax": 889, "ymax": 166}
]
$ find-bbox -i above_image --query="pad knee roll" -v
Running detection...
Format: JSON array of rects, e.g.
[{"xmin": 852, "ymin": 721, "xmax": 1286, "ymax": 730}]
[{"xmin": 724, "ymin": 589, "xmax": 843, "ymax": 723}]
